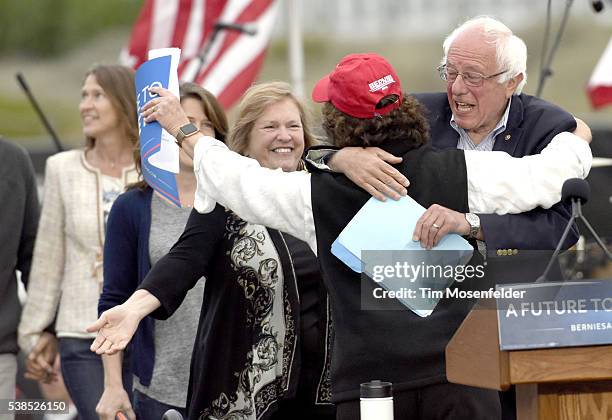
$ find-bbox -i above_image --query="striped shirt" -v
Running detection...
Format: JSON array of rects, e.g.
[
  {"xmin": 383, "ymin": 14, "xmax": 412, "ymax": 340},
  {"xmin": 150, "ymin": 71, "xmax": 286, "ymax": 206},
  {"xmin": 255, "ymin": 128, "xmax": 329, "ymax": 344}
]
[{"xmin": 451, "ymin": 98, "xmax": 512, "ymax": 151}]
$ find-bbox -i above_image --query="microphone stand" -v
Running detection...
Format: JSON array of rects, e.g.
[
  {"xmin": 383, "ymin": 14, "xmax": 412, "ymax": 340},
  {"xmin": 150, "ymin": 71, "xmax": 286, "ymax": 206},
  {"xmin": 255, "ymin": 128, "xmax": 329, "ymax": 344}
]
[
  {"xmin": 537, "ymin": 197, "xmax": 612, "ymax": 282},
  {"xmin": 15, "ymin": 72, "xmax": 64, "ymax": 152},
  {"xmin": 575, "ymin": 201, "xmax": 612, "ymax": 261},
  {"xmin": 536, "ymin": 0, "xmax": 574, "ymax": 98},
  {"xmin": 191, "ymin": 25, "xmax": 223, "ymax": 81},
  {"xmin": 191, "ymin": 21, "xmax": 257, "ymax": 83}
]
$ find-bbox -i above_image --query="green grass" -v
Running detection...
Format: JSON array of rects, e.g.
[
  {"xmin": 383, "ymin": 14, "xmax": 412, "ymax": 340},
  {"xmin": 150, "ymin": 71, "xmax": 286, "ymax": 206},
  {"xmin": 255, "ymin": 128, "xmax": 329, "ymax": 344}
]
[
  {"xmin": 0, "ymin": 95, "xmax": 82, "ymax": 144},
  {"xmin": 0, "ymin": 96, "xmax": 39, "ymax": 137}
]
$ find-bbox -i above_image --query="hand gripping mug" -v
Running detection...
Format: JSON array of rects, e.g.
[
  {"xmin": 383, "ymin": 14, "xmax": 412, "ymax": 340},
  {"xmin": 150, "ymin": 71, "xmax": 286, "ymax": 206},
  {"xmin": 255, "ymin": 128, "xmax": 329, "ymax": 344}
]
[{"xmin": 360, "ymin": 380, "xmax": 394, "ymax": 420}]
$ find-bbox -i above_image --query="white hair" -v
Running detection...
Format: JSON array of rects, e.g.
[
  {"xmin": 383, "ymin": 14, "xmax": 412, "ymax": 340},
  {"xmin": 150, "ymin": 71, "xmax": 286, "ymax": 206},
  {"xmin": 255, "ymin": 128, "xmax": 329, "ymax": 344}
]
[{"xmin": 441, "ymin": 16, "xmax": 527, "ymax": 94}]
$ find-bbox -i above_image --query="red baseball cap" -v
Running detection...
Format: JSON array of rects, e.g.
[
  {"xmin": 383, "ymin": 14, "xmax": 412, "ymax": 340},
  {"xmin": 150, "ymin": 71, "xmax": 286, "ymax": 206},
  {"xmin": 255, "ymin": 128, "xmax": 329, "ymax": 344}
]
[{"xmin": 311, "ymin": 53, "xmax": 403, "ymax": 119}]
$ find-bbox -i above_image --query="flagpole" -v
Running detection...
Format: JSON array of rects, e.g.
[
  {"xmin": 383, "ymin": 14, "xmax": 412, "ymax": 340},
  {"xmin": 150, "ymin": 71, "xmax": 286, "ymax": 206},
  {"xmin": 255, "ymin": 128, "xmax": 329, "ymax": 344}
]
[{"xmin": 287, "ymin": 0, "xmax": 305, "ymax": 98}]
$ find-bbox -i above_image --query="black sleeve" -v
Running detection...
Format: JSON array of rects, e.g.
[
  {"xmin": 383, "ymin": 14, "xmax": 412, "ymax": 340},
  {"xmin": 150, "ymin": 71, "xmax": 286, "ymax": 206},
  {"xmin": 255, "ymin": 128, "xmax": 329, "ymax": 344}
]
[
  {"xmin": 16, "ymin": 147, "xmax": 40, "ymax": 287},
  {"xmin": 15, "ymin": 147, "xmax": 54, "ymax": 333},
  {"xmin": 139, "ymin": 205, "xmax": 226, "ymax": 319}
]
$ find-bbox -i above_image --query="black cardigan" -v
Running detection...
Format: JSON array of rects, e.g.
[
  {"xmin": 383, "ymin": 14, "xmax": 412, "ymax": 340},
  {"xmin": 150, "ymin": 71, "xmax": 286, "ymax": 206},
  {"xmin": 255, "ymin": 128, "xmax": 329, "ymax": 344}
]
[{"xmin": 140, "ymin": 206, "xmax": 333, "ymax": 419}]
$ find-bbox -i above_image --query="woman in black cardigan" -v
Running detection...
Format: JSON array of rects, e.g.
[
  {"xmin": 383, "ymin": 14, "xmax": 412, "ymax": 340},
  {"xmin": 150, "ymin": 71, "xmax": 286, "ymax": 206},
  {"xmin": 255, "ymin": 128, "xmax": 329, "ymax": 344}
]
[{"xmin": 92, "ymin": 82, "xmax": 335, "ymax": 420}]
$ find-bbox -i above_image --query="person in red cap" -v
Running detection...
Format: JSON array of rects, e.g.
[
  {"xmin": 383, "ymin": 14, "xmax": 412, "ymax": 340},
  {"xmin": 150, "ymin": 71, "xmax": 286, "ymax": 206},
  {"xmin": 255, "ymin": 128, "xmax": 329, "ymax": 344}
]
[
  {"xmin": 88, "ymin": 53, "xmax": 591, "ymax": 420},
  {"xmin": 312, "ymin": 17, "xmax": 591, "ymax": 252},
  {"xmin": 311, "ymin": 53, "xmax": 405, "ymax": 119},
  {"xmin": 310, "ymin": 19, "xmax": 593, "ymax": 419}
]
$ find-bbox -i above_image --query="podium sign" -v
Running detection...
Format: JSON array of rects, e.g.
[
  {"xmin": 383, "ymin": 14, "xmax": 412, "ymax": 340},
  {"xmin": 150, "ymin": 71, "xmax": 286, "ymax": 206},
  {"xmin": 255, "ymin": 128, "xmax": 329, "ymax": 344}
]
[{"xmin": 496, "ymin": 280, "xmax": 612, "ymax": 351}]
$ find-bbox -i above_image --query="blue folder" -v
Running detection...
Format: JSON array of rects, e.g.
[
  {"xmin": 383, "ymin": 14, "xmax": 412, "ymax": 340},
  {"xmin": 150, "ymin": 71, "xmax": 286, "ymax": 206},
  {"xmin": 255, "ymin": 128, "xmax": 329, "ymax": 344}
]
[{"xmin": 331, "ymin": 195, "xmax": 474, "ymax": 316}]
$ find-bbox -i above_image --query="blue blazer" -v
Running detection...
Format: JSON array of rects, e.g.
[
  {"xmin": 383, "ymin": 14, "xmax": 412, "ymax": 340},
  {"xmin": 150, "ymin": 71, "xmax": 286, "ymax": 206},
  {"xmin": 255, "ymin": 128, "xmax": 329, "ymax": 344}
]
[{"xmin": 413, "ymin": 92, "xmax": 579, "ymax": 251}]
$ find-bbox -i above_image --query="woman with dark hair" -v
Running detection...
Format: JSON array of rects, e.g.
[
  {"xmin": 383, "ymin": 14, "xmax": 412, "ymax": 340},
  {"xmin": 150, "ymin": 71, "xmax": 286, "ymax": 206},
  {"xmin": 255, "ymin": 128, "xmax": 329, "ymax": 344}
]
[
  {"xmin": 90, "ymin": 81, "xmax": 335, "ymax": 420},
  {"xmin": 18, "ymin": 64, "xmax": 139, "ymax": 420},
  {"xmin": 95, "ymin": 82, "xmax": 229, "ymax": 420}
]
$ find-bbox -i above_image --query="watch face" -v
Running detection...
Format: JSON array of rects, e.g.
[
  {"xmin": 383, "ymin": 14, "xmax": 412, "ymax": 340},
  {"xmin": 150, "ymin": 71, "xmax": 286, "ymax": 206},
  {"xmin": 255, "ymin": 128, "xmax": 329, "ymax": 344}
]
[{"xmin": 181, "ymin": 123, "xmax": 199, "ymax": 136}]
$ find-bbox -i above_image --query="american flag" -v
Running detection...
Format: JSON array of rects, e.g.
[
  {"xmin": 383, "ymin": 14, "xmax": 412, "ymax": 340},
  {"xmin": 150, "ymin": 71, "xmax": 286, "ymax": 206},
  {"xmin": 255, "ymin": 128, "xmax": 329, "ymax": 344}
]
[
  {"xmin": 587, "ymin": 36, "xmax": 612, "ymax": 110},
  {"xmin": 120, "ymin": 0, "xmax": 280, "ymax": 108}
]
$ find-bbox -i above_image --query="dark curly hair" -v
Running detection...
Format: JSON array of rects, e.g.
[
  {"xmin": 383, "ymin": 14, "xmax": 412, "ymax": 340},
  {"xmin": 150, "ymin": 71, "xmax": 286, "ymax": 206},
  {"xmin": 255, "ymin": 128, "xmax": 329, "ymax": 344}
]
[{"xmin": 321, "ymin": 94, "xmax": 430, "ymax": 149}]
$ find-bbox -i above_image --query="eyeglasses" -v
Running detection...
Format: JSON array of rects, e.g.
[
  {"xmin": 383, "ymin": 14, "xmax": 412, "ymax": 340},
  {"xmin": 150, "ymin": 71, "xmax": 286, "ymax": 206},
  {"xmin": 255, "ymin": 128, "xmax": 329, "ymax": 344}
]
[{"xmin": 437, "ymin": 64, "xmax": 508, "ymax": 87}]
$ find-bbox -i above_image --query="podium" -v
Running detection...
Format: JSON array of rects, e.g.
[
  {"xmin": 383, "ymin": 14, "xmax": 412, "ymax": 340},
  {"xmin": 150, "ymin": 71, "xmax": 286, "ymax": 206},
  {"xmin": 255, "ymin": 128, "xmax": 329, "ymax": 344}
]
[{"xmin": 446, "ymin": 300, "xmax": 612, "ymax": 419}]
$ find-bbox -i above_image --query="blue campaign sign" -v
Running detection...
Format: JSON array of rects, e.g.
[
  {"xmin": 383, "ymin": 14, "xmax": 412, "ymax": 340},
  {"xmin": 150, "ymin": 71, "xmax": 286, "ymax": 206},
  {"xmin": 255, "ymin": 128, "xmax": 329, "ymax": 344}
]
[
  {"xmin": 135, "ymin": 55, "xmax": 180, "ymax": 207},
  {"xmin": 497, "ymin": 280, "xmax": 612, "ymax": 351}
]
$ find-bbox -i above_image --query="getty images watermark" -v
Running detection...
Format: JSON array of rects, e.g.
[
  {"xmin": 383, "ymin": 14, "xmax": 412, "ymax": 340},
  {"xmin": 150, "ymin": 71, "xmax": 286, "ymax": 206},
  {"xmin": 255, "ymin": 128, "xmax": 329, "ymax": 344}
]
[{"xmin": 359, "ymin": 250, "xmax": 525, "ymax": 311}]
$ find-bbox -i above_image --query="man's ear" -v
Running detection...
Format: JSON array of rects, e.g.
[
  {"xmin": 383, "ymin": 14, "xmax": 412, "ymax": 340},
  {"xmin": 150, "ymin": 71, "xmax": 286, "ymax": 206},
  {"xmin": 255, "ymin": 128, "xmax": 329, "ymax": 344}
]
[{"xmin": 505, "ymin": 73, "xmax": 524, "ymax": 97}]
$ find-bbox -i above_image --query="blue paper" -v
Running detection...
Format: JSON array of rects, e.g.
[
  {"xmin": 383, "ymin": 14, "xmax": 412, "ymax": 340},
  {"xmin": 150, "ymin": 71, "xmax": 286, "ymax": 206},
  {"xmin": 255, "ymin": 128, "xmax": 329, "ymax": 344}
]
[
  {"xmin": 135, "ymin": 55, "xmax": 180, "ymax": 207},
  {"xmin": 332, "ymin": 195, "xmax": 474, "ymax": 316},
  {"xmin": 332, "ymin": 195, "xmax": 473, "ymax": 271}
]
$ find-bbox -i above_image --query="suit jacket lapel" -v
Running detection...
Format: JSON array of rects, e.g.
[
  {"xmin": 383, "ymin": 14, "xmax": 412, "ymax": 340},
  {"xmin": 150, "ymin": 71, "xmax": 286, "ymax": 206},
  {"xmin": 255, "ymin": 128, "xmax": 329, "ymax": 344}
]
[
  {"xmin": 493, "ymin": 95, "xmax": 524, "ymax": 156},
  {"xmin": 429, "ymin": 100, "xmax": 460, "ymax": 150}
]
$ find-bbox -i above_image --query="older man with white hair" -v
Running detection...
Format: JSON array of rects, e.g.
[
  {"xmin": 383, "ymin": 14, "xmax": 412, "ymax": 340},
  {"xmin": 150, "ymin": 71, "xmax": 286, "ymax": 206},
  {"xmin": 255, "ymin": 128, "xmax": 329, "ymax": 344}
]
[
  {"xmin": 322, "ymin": 16, "xmax": 587, "ymax": 420},
  {"xmin": 329, "ymin": 15, "xmax": 585, "ymax": 253},
  {"xmin": 415, "ymin": 16, "xmax": 582, "ymax": 253}
]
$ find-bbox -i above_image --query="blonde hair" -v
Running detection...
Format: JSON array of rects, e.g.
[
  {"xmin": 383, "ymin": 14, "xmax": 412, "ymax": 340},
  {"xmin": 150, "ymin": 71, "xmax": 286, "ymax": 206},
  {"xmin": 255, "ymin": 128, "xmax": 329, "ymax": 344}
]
[{"xmin": 227, "ymin": 81, "xmax": 316, "ymax": 155}]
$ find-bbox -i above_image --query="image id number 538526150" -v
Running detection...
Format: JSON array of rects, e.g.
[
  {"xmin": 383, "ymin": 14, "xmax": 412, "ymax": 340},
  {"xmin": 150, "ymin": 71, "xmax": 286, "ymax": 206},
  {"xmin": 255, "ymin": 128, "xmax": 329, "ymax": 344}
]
[{"xmin": 0, "ymin": 399, "xmax": 69, "ymax": 414}]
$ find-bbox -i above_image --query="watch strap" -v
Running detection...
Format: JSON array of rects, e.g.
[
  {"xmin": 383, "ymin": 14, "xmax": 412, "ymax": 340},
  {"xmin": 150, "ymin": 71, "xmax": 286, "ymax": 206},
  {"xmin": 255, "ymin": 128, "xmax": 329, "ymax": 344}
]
[{"xmin": 466, "ymin": 213, "xmax": 480, "ymax": 239}]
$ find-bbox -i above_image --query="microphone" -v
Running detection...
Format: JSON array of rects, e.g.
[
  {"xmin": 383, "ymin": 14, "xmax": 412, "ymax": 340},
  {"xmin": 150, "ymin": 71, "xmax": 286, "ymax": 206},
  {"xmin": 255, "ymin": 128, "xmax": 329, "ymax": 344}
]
[
  {"xmin": 162, "ymin": 409, "xmax": 183, "ymax": 420},
  {"xmin": 561, "ymin": 177, "xmax": 590, "ymax": 204},
  {"xmin": 537, "ymin": 179, "xmax": 611, "ymax": 282},
  {"xmin": 591, "ymin": 0, "xmax": 604, "ymax": 12},
  {"xmin": 213, "ymin": 22, "xmax": 257, "ymax": 36}
]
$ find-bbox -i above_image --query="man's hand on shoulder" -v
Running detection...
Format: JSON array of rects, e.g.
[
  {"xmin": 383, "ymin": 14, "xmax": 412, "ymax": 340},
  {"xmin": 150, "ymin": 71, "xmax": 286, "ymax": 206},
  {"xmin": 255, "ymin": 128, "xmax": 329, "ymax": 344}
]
[
  {"xmin": 329, "ymin": 147, "xmax": 409, "ymax": 201},
  {"xmin": 573, "ymin": 117, "xmax": 592, "ymax": 143}
]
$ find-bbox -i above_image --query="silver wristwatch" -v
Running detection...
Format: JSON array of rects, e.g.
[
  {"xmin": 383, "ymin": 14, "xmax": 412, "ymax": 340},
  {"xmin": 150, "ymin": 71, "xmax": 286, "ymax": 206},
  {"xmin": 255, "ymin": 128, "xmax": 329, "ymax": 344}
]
[{"xmin": 465, "ymin": 213, "xmax": 481, "ymax": 239}]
